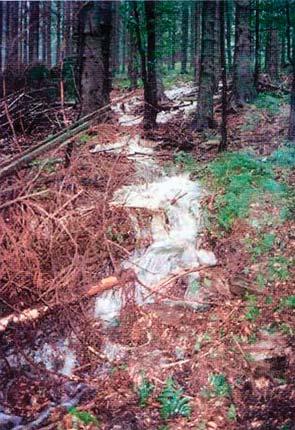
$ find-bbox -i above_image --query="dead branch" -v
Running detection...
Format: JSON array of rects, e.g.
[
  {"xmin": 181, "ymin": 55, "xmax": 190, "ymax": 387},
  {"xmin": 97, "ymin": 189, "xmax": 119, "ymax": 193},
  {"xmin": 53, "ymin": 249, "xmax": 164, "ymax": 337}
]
[{"xmin": 0, "ymin": 275, "xmax": 119, "ymax": 333}]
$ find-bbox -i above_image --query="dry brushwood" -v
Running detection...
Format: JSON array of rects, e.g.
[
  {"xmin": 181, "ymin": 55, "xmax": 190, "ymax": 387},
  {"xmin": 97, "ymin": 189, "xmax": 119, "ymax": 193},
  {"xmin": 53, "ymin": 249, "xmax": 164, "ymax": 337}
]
[{"xmin": 0, "ymin": 91, "xmax": 136, "ymax": 181}]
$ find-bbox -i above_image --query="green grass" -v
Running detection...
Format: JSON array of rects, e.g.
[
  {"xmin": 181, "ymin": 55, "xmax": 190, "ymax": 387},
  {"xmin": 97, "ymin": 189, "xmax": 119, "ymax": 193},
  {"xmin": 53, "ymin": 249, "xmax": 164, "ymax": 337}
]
[
  {"xmin": 208, "ymin": 152, "xmax": 288, "ymax": 230},
  {"xmin": 68, "ymin": 407, "xmax": 99, "ymax": 425},
  {"xmin": 244, "ymin": 294, "xmax": 260, "ymax": 321},
  {"xmin": 253, "ymin": 92, "xmax": 287, "ymax": 116}
]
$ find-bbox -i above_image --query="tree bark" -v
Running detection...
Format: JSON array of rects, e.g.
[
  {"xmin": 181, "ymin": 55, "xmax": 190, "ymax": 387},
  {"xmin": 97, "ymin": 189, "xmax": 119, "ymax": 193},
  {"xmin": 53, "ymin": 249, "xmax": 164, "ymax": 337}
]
[
  {"xmin": 56, "ymin": 1, "xmax": 61, "ymax": 64},
  {"xmin": 266, "ymin": 29, "xmax": 279, "ymax": 80},
  {"xmin": 194, "ymin": 0, "xmax": 216, "ymax": 131},
  {"xmin": 225, "ymin": 0, "xmax": 232, "ymax": 71},
  {"xmin": 194, "ymin": 0, "xmax": 202, "ymax": 83},
  {"xmin": 29, "ymin": 1, "xmax": 40, "ymax": 64},
  {"xmin": 288, "ymin": 65, "xmax": 295, "ymax": 141},
  {"xmin": 23, "ymin": 1, "xmax": 29, "ymax": 65},
  {"xmin": 232, "ymin": 0, "xmax": 256, "ymax": 106},
  {"xmin": 144, "ymin": 0, "xmax": 158, "ymax": 128},
  {"xmin": 254, "ymin": 0, "xmax": 260, "ymax": 89},
  {"xmin": 213, "ymin": 1, "xmax": 221, "ymax": 92},
  {"xmin": 63, "ymin": 1, "xmax": 72, "ymax": 58},
  {"xmin": 45, "ymin": 1, "xmax": 51, "ymax": 68},
  {"xmin": 79, "ymin": 1, "xmax": 113, "ymax": 116},
  {"xmin": 127, "ymin": 24, "xmax": 138, "ymax": 90},
  {"xmin": 5, "ymin": 1, "xmax": 10, "ymax": 67},
  {"xmin": 219, "ymin": 0, "xmax": 228, "ymax": 152},
  {"xmin": 9, "ymin": 1, "xmax": 19, "ymax": 68},
  {"xmin": 0, "ymin": 2, "xmax": 3, "ymax": 71},
  {"xmin": 180, "ymin": 1, "xmax": 189, "ymax": 74},
  {"xmin": 190, "ymin": 1, "xmax": 196, "ymax": 70}
]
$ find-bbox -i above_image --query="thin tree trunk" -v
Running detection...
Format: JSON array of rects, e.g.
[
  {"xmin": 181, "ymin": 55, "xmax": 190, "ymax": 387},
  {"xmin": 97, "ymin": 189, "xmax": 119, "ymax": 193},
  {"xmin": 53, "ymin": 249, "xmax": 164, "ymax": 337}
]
[
  {"xmin": 127, "ymin": 24, "xmax": 138, "ymax": 90},
  {"xmin": 5, "ymin": 1, "xmax": 10, "ymax": 67},
  {"xmin": 194, "ymin": 0, "xmax": 202, "ymax": 83},
  {"xmin": 288, "ymin": 64, "xmax": 295, "ymax": 140},
  {"xmin": 225, "ymin": 0, "xmax": 232, "ymax": 71},
  {"xmin": 121, "ymin": 17, "xmax": 126, "ymax": 73},
  {"xmin": 232, "ymin": 0, "xmax": 256, "ymax": 106},
  {"xmin": 190, "ymin": 1, "xmax": 196, "ymax": 70},
  {"xmin": 171, "ymin": 15, "xmax": 176, "ymax": 70},
  {"xmin": 213, "ymin": 1, "xmax": 221, "ymax": 92},
  {"xmin": 56, "ymin": 1, "xmax": 61, "ymax": 64},
  {"xmin": 64, "ymin": 1, "xmax": 72, "ymax": 58},
  {"xmin": 286, "ymin": 0, "xmax": 291, "ymax": 63},
  {"xmin": 23, "ymin": 2, "xmax": 29, "ymax": 65},
  {"xmin": 29, "ymin": 1, "xmax": 40, "ymax": 64},
  {"xmin": 180, "ymin": 1, "xmax": 189, "ymax": 74},
  {"xmin": 144, "ymin": 0, "xmax": 158, "ymax": 128},
  {"xmin": 288, "ymin": 32, "xmax": 295, "ymax": 140},
  {"xmin": 266, "ymin": 29, "xmax": 279, "ymax": 80},
  {"xmin": 45, "ymin": 1, "xmax": 51, "ymax": 68},
  {"xmin": 42, "ymin": 1, "xmax": 47, "ymax": 64},
  {"xmin": 0, "ymin": 2, "xmax": 3, "ymax": 71},
  {"xmin": 194, "ymin": 0, "xmax": 216, "ymax": 131},
  {"xmin": 219, "ymin": 0, "xmax": 228, "ymax": 152},
  {"xmin": 254, "ymin": 0, "xmax": 260, "ymax": 89}
]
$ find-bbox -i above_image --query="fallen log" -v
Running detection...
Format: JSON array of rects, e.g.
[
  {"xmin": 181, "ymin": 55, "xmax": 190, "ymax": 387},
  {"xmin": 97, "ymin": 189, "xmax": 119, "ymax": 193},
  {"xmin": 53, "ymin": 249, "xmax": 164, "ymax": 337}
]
[
  {"xmin": 0, "ymin": 276, "xmax": 119, "ymax": 333},
  {"xmin": 0, "ymin": 92, "xmax": 135, "ymax": 181}
]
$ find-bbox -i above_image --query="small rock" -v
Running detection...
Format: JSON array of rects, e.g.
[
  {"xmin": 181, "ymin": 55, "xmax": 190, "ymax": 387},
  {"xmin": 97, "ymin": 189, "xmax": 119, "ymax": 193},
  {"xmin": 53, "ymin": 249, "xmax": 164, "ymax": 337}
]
[{"xmin": 196, "ymin": 249, "xmax": 217, "ymax": 266}]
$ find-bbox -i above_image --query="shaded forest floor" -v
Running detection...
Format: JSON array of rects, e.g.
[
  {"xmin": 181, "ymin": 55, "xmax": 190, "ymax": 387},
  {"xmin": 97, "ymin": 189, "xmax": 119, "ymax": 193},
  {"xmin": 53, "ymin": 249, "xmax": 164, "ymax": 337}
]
[{"xmin": 0, "ymin": 79, "xmax": 294, "ymax": 430}]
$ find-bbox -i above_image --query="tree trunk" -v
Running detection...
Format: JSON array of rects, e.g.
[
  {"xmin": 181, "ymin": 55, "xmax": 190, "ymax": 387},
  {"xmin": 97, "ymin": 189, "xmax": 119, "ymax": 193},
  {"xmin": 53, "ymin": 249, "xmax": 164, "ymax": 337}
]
[
  {"xmin": 23, "ymin": 2, "xmax": 29, "ymax": 65},
  {"xmin": 180, "ymin": 1, "xmax": 189, "ymax": 74},
  {"xmin": 45, "ymin": 1, "xmax": 51, "ymax": 68},
  {"xmin": 286, "ymin": 0, "xmax": 291, "ymax": 63},
  {"xmin": 56, "ymin": 1, "xmax": 61, "ymax": 64},
  {"xmin": 219, "ymin": 0, "xmax": 228, "ymax": 152},
  {"xmin": 194, "ymin": 0, "xmax": 215, "ymax": 131},
  {"xmin": 63, "ymin": 1, "xmax": 72, "ymax": 58},
  {"xmin": 194, "ymin": 0, "xmax": 202, "ymax": 83},
  {"xmin": 29, "ymin": 1, "xmax": 39, "ymax": 64},
  {"xmin": 213, "ymin": 1, "xmax": 221, "ymax": 92},
  {"xmin": 144, "ymin": 1, "xmax": 158, "ymax": 128},
  {"xmin": 225, "ymin": 0, "xmax": 232, "ymax": 71},
  {"xmin": 0, "ymin": 2, "xmax": 3, "ymax": 71},
  {"xmin": 232, "ymin": 0, "xmax": 256, "ymax": 106},
  {"xmin": 5, "ymin": 1, "xmax": 10, "ymax": 67},
  {"xmin": 289, "ymin": 68, "xmax": 295, "ymax": 141},
  {"xmin": 42, "ymin": 2, "xmax": 47, "ymax": 64},
  {"xmin": 288, "ymin": 31, "xmax": 295, "ymax": 141},
  {"xmin": 110, "ymin": 1, "xmax": 120, "ymax": 75},
  {"xmin": 127, "ymin": 25, "xmax": 138, "ymax": 90},
  {"xmin": 190, "ymin": 1, "xmax": 196, "ymax": 70},
  {"xmin": 171, "ymin": 15, "xmax": 176, "ymax": 70},
  {"xmin": 266, "ymin": 29, "xmax": 279, "ymax": 80},
  {"xmin": 79, "ymin": 1, "xmax": 113, "ymax": 116},
  {"xmin": 254, "ymin": 0, "xmax": 260, "ymax": 89}
]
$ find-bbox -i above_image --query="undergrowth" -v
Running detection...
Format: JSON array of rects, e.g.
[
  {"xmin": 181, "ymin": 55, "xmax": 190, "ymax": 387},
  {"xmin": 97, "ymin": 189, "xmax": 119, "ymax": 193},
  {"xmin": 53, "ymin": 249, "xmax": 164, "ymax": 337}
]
[
  {"xmin": 208, "ymin": 152, "xmax": 291, "ymax": 230},
  {"xmin": 253, "ymin": 92, "xmax": 288, "ymax": 116}
]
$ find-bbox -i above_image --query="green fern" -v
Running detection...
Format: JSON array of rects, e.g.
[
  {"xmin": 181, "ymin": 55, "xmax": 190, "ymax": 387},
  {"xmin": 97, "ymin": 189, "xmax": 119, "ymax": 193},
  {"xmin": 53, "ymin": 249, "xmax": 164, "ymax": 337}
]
[
  {"xmin": 158, "ymin": 377, "xmax": 191, "ymax": 420},
  {"xmin": 138, "ymin": 377, "xmax": 154, "ymax": 407}
]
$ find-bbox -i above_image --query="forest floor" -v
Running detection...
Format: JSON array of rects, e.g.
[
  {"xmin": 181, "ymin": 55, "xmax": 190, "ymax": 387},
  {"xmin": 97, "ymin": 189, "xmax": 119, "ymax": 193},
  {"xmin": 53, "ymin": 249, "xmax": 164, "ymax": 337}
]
[{"xmin": 0, "ymin": 79, "xmax": 294, "ymax": 430}]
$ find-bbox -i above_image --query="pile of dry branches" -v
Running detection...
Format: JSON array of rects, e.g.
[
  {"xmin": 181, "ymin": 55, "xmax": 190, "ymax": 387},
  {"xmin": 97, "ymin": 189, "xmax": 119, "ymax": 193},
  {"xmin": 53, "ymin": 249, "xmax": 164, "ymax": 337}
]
[
  {"xmin": 0, "ymin": 87, "xmax": 75, "ymax": 138},
  {"xmin": 0, "ymin": 125, "xmax": 136, "ymax": 317}
]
